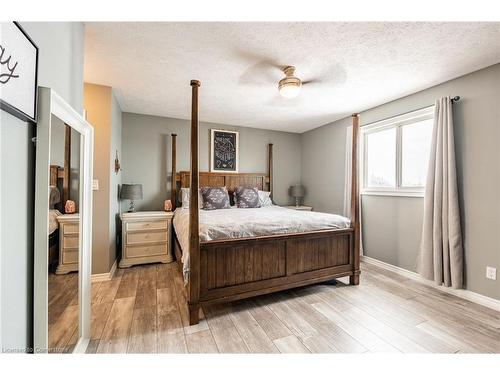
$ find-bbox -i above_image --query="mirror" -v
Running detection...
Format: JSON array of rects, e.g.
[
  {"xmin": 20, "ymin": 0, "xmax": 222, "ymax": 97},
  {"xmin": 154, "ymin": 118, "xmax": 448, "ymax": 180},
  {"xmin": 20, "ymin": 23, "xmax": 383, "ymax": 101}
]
[
  {"xmin": 47, "ymin": 115, "xmax": 81, "ymax": 353},
  {"xmin": 34, "ymin": 87, "xmax": 93, "ymax": 354}
]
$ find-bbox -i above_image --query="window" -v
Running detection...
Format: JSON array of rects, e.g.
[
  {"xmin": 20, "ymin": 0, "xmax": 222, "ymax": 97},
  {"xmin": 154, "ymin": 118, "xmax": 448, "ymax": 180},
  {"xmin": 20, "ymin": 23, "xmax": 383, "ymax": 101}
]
[{"xmin": 361, "ymin": 107, "xmax": 434, "ymax": 197}]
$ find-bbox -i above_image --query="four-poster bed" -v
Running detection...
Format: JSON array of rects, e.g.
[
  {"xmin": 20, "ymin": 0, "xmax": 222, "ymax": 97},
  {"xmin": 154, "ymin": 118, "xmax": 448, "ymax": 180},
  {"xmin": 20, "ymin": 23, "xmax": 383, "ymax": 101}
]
[{"xmin": 171, "ymin": 79, "xmax": 360, "ymax": 325}]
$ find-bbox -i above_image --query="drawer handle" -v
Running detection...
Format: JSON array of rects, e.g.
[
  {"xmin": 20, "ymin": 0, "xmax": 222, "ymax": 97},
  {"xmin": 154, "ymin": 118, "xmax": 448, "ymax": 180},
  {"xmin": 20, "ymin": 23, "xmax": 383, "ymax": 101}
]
[{"xmin": 144, "ymin": 223, "xmax": 150, "ymax": 226}]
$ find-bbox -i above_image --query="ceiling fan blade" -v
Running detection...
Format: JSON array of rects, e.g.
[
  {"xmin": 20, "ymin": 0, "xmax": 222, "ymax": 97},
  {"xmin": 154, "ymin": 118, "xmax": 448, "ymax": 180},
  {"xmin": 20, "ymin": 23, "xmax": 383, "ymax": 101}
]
[
  {"xmin": 301, "ymin": 79, "xmax": 321, "ymax": 85},
  {"xmin": 301, "ymin": 63, "xmax": 347, "ymax": 87},
  {"xmin": 233, "ymin": 48, "xmax": 283, "ymax": 70},
  {"xmin": 234, "ymin": 48, "xmax": 287, "ymax": 86},
  {"xmin": 238, "ymin": 60, "xmax": 283, "ymax": 86}
]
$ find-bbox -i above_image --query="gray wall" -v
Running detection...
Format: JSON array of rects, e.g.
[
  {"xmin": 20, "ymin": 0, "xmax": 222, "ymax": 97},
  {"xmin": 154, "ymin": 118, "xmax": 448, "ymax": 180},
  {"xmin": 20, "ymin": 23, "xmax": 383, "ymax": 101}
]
[
  {"xmin": 49, "ymin": 116, "xmax": 65, "ymax": 166},
  {"xmin": 0, "ymin": 22, "xmax": 84, "ymax": 351},
  {"xmin": 301, "ymin": 63, "xmax": 500, "ymax": 300},
  {"xmin": 121, "ymin": 113, "xmax": 302, "ymax": 211}
]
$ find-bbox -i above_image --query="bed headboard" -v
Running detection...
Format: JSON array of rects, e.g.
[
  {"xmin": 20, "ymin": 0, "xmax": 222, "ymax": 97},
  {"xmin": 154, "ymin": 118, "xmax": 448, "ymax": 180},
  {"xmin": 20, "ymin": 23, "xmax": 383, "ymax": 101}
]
[
  {"xmin": 177, "ymin": 171, "xmax": 270, "ymax": 193},
  {"xmin": 50, "ymin": 165, "xmax": 66, "ymax": 212},
  {"xmin": 50, "ymin": 165, "xmax": 63, "ymax": 187},
  {"xmin": 171, "ymin": 134, "xmax": 273, "ymax": 209}
]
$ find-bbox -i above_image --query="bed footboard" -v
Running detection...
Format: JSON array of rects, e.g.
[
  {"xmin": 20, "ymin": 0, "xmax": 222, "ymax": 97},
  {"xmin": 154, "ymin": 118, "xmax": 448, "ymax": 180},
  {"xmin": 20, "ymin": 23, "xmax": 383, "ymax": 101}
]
[{"xmin": 198, "ymin": 229, "xmax": 357, "ymax": 304}]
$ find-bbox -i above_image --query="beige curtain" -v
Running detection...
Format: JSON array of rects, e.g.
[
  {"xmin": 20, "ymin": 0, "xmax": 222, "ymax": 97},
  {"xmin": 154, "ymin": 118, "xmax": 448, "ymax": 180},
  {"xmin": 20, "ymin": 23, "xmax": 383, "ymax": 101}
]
[{"xmin": 419, "ymin": 97, "xmax": 463, "ymax": 288}]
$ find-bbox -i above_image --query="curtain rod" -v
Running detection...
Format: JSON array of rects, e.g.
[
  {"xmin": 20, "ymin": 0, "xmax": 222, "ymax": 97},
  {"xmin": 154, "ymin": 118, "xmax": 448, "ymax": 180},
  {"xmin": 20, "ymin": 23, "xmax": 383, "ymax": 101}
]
[{"xmin": 360, "ymin": 95, "xmax": 460, "ymax": 127}]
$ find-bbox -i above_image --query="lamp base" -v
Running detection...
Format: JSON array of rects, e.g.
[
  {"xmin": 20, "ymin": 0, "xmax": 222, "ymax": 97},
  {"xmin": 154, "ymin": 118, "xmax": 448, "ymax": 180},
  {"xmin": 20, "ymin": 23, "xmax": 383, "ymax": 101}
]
[
  {"xmin": 128, "ymin": 200, "xmax": 135, "ymax": 213},
  {"xmin": 295, "ymin": 197, "xmax": 301, "ymax": 207}
]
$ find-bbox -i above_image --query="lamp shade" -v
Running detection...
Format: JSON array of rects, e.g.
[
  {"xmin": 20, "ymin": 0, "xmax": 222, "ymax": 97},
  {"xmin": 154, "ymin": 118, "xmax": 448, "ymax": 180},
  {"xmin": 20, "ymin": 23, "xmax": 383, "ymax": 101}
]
[
  {"xmin": 289, "ymin": 184, "xmax": 305, "ymax": 198},
  {"xmin": 120, "ymin": 184, "xmax": 143, "ymax": 200}
]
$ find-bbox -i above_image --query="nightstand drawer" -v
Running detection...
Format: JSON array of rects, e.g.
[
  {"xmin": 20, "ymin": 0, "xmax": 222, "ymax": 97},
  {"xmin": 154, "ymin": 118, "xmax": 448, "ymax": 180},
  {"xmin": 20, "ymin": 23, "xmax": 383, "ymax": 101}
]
[
  {"xmin": 126, "ymin": 244, "xmax": 167, "ymax": 258},
  {"xmin": 63, "ymin": 235, "xmax": 79, "ymax": 249},
  {"xmin": 126, "ymin": 220, "xmax": 168, "ymax": 231},
  {"xmin": 126, "ymin": 230, "xmax": 167, "ymax": 245},
  {"xmin": 63, "ymin": 223, "xmax": 79, "ymax": 235},
  {"xmin": 63, "ymin": 249, "xmax": 78, "ymax": 264}
]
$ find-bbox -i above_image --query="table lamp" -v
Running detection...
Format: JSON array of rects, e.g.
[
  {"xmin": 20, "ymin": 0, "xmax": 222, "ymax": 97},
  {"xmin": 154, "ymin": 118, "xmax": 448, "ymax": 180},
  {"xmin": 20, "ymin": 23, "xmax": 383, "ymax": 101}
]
[
  {"xmin": 121, "ymin": 184, "xmax": 143, "ymax": 212},
  {"xmin": 289, "ymin": 184, "xmax": 305, "ymax": 207}
]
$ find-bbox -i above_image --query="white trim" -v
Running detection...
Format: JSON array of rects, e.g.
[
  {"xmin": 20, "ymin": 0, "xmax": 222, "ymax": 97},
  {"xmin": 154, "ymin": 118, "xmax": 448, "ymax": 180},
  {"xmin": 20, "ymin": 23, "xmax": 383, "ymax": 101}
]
[
  {"xmin": 362, "ymin": 105, "xmax": 435, "ymax": 133},
  {"xmin": 361, "ymin": 190, "xmax": 424, "ymax": 198},
  {"xmin": 91, "ymin": 259, "xmax": 117, "ymax": 283},
  {"xmin": 361, "ymin": 106, "xmax": 434, "ymax": 197},
  {"xmin": 33, "ymin": 87, "xmax": 93, "ymax": 353},
  {"xmin": 361, "ymin": 256, "xmax": 500, "ymax": 312}
]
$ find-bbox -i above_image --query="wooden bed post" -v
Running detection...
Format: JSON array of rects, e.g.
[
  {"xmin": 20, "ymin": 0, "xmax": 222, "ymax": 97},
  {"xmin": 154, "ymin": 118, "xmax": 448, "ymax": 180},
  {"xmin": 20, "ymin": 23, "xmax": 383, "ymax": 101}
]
[
  {"xmin": 62, "ymin": 124, "xmax": 71, "ymax": 213},
  {"xmin": 171, "ymin": 133, "xmax": 177, "ymax": 209},
  {"xmin": 350, "ymin": 113, "xmax": 360, "ymax": 285},
  {"xmin": 188, "ymin": 80, "xmax": 201, "ymax": 325},
  {"xmin": 268, "ymin": 143, "xmax": 273, "ymax": 199}
]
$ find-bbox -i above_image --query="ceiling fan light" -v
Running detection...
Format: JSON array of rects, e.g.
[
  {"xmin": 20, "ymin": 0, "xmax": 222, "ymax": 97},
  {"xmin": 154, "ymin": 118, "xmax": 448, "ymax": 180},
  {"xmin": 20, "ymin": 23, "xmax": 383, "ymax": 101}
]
[
  {"xmin": 278, "ymin": 66, "xmax": 302, "ymax": 99},
  {"xmin": 279, "ymin": 84, "xmax": 301, "ymax": 98}
]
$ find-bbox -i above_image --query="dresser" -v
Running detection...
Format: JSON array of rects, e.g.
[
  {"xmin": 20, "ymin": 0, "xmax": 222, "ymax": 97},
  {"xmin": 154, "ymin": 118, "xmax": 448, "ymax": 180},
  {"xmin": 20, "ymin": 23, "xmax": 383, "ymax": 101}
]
[
  {"xmin": 56, "ymin": 214, "xmax": 80, "ymax": 274},
  {"xmin": 119, "ymin": 211, "xmax": 174, "ymax": 268}
]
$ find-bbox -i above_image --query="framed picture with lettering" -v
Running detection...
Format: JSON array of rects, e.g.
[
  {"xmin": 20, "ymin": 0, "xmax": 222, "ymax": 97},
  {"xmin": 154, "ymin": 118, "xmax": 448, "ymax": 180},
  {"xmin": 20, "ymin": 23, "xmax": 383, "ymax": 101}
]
[
  {"xmin": 0, "ymin": 22, "xmax": 39, "ymax": 123},
  {"xmin": 210, "ymin": 129, "xmax": 239, "ymax": 172}
]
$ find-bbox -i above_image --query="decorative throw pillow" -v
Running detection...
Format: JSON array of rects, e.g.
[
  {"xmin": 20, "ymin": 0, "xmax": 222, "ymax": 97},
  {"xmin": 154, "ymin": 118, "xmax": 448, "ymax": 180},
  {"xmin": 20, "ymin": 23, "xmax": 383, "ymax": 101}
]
[
  {"xmin": 200, "ymin": 187, "xmax": 231, "ymax": 210},
  {"xmin": 258, "ymin": 190, "xmax": 273, "ymax": 206},
  {"xmin": 234, "ymin": 186, "xmax": 261, "ymax": 208},
  {"xmin": 49, "ymin": 186, "xmax": 61, "ymax": 208},
  {"xmin": 180, "ymin": 187, "xmax": 203, "ymax": 209}
]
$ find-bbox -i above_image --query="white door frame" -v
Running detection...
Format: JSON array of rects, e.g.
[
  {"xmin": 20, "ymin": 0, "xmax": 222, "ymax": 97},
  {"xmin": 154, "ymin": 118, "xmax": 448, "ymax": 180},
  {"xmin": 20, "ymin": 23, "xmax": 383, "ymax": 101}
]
[{"xmin": 33, "ymin": 87, "xmax": 93, "ymax": 353}]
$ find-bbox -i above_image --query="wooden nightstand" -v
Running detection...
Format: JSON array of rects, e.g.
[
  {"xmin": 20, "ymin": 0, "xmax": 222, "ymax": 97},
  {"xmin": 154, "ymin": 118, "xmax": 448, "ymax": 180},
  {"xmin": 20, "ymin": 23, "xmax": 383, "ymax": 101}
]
[
  {"xmin": 56, "ymin": 214, "xmax": 79, "ymax": 274},
  {"xmin": 282, "ymin": 205, "xmax": 313, "ymax": 211},
  {"xmin": 119, "ymin": 211, "xmax": 174, "ymax": 268}
]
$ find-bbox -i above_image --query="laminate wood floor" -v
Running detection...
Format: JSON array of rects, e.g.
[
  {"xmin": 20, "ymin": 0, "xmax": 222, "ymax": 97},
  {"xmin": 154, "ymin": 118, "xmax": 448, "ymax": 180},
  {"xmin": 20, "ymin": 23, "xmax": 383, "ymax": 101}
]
[
  {"xmin": 55, "ymin": 261, "xmax": 500, "ymax": 353},
  {"xmin": 48, "ymin": 271, "xmax": 79, "ymax": 353}
]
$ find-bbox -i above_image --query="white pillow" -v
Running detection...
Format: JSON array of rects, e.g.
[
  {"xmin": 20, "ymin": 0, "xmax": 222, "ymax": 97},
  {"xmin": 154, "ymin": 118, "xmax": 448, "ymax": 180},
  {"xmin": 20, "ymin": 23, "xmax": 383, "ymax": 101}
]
[
  {"xmin": 181, "ymin": 187, "xmax": 203, "ymax": 209},
  {"xmin": 258, "ymin": 190, "xmax": 273, "ymax": 206}
]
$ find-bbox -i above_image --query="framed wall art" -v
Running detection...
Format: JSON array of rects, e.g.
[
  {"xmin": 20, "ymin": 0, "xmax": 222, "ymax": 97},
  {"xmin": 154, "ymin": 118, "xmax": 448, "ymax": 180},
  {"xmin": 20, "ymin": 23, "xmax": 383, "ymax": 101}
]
[
  {"xmin": 0, "ymin": 22, "xmax": 39, "ymax": 123},
  {"xmin": 210, "ymin": 129, "xmax": 239, "ymax": 172}
]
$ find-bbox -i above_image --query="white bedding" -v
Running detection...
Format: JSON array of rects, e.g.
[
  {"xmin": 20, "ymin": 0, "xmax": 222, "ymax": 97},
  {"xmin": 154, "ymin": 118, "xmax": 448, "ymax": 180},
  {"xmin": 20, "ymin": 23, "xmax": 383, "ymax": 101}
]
[
  {"xmin": 49, "ymin": 209, "xmax": 62, "ymax": 235},
  {"xmin": 173, "ymin": 205, "xmax": 350, "ymax": 282}
]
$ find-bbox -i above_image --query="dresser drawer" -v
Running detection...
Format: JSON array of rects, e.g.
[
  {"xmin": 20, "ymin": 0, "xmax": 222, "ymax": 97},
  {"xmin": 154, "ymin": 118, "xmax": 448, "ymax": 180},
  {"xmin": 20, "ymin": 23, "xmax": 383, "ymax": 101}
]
[
  {"xmin": 63, "ymin": 223, "xmax": 79, "ymax": 235},
  {"xmin": 63, "ymin": 235, "xmax": 79, "ymax": 249},
  {"xmin": 63, "ymin": 249, "xmax": 78, "ymax": 264},
  {"xmin": 126, "ymin": 243, "xmax": 167, "ymax": 258},
  {"xmin": 126, "ymin": 231, "xmax": 167, "ymax": 245},
  {"xmin": 126, "ymin": 220, "xmax": 168, "ymax": 231}
]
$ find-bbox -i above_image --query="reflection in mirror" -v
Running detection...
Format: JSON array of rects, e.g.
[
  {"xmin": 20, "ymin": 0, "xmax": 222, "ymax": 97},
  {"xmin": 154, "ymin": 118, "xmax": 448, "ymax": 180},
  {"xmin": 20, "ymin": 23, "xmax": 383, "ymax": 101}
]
[{"xmin": 47, "ymin": 114, "xmax": 81, "ymax": 353}]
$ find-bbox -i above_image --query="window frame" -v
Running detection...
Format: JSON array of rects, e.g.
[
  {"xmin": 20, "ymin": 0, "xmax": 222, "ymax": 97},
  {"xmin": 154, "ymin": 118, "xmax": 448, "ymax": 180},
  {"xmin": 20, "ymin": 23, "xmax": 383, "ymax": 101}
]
[{"xmin": 360, "ymin": 106, "xmax": 434, "ymax": 198}]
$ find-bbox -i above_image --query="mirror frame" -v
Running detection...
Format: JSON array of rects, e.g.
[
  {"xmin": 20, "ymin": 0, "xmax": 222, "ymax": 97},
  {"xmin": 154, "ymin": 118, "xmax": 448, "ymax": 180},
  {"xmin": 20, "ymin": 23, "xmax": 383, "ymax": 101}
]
[{"xmin": 33, "ymin": 87, "xmax": 94, "ymax": 353}]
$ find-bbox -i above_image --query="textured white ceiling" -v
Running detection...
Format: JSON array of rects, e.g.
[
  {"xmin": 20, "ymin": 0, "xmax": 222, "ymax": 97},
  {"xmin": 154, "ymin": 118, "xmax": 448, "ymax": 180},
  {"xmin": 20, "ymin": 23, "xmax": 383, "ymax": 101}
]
[{"xmin": 84, "ymin": 22, "xmax": 500, "ymax": 133}]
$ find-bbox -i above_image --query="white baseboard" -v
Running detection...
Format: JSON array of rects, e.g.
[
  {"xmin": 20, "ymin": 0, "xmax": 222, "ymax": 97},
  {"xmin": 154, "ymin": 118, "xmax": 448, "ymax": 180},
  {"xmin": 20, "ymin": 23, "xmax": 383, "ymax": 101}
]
[
  {"xmin": 91, "ymin": 259, "xmax": 117, "ymax": 283},
  {"xmin": 361, "ymin": 255, "xmax": 500, "ymax": 312}
]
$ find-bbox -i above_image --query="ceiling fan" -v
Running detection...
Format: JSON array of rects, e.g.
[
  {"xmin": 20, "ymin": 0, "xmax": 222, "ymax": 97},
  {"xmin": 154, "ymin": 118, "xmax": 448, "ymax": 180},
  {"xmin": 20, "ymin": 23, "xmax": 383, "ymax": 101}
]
[
  {"xmin": 277, "ymin": 65, "xmax": 331, "ymax": 99},
  {"xmin": 278, "ymin": 66, "xmax": 302, "ymax": 98},
  {"xmin": 236, "ymin": 51, "xmax": 346, "ymax": 103}
]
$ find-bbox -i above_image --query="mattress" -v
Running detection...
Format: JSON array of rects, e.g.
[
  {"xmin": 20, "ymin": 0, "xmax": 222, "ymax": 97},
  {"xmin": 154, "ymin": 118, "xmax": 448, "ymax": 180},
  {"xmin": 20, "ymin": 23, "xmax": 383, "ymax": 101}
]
[{"xmin": 172, "ymin": 205, "xmax": 350, "ymax": 282}]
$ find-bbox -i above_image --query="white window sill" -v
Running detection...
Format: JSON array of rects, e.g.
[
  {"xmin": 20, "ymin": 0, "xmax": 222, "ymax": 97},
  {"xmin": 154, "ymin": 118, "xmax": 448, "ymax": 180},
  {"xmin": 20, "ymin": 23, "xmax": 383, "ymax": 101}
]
[{"xmin": 361, "ymin": 190, "xmax": 424, "ymax": 198}]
